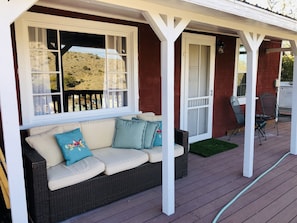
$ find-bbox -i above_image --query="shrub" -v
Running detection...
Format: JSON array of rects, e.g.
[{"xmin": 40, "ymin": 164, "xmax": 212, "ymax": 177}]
[{"xmin": 281, "ymin": 54, "xmax": 294, "ymax": 81}]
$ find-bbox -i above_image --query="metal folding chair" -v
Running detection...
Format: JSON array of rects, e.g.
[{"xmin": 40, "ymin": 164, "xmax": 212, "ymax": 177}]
[
  {"xmin": 229, "ymin": 96, "xmax": 266, "ymax": 145},
  {"xmin": 259, "ymin": 92, "xmax": 279, "ymax": 135}
]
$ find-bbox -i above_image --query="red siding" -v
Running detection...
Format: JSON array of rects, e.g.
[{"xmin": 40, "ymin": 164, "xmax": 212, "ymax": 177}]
[
  {"xmin": 213, "ymin": 35, "xmax": 237, "ymax": 137},
  {"xmin": 13, "ymin": 6, "xmax": 281, "ymax": 138},
  {"xmin": 256, "ymin": 40, "xmax": 281, "ymax": 113},
  {"xmin": 138, "ymin": 24, "xmax": 161, "ymax": 114},
  {"xmin": 212, "ymin": 38, "xmax": 281, "ymax": 137}
]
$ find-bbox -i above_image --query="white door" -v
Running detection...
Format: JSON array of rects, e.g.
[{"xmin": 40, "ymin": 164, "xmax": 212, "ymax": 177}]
[{"xmin": 180, "ymin": 33, "xmax": 215, "ymax": 143}]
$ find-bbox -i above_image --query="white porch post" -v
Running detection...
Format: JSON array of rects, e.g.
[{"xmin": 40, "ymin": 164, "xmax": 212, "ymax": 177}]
[
  {"xmin": 289, "ymin": 40, "xmax": 297, "ymax": 155},
  {"xmin": 238, "ymin": 31, "xmax": 264, "ymax": 178},
  {"xmin": 143, "ymin": 11, "xmax": 189, "ymax": 215},
  {"xmin": 161, "ymin": 39, "xmax": 176, "ymax": 215},
  {"xmin": 0, "ymin": 1, "xmax": 37, "ymax": 222}
]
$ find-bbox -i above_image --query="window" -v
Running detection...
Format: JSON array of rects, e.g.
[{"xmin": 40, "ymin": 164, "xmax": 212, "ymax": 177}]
[
  {"xmin": 233, "ymin": 39, "xmax": 247, "ymax": 104},
  {"xmin": 15, "ymin": 13, "xmax": 138, "ymax": 127}
]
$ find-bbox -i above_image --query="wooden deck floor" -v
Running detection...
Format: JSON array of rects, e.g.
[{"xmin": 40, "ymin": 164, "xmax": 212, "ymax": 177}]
[{"xmin": 63, "ymin": 116, "xmax": 295, "ymax": 223}]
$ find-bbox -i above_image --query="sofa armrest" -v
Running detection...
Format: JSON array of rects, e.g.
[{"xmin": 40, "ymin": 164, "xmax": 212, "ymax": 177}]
[
  {"xmin": 174, "ymin": 128, "xmax": 189, "ymax": 153},
  {"xmin": 174, "ymin": 129, "xmax": 188, "ymax": 177},
  {"xmin": 22, "ymin": 141, "xmax": 50, "ymax": 223}
]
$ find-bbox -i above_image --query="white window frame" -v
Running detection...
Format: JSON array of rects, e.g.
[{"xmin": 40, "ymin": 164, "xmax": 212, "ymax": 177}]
[
  {"xmin": 15, "ymin": 12, "xmax": 139, "ymax": 128},
  {"xmin": 233, "ymin": 38, "xmax": 246, "ymax": 105}
]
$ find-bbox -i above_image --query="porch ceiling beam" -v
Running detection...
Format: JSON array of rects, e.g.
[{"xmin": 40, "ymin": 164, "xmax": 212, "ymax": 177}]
[
  {"xmin": 183, "ymin": 0, "xmax": 297, "ymax": 34},
  {"xmin": 238, "ymin": 31, "xmax": 264, "ymax": 178},
  {"xmin": 0, "ymin": 1, "xmax": 37, "ymax": 222},
  {"xmin": 289, "ymin": 40, "xmax": 297, "ymax": 155},
  {"xmin": 142, "ymin": 11, "xmax": 189, "ymax": 216},
  {"xmin": 89, "ymin": 0, "xmax": 297, "ymax": 41}
]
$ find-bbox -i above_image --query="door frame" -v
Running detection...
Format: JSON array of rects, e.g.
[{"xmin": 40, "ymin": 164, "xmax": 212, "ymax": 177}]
[{"xmin": 180, "ymin": 32, "xmax": 216, "ymax": 143}]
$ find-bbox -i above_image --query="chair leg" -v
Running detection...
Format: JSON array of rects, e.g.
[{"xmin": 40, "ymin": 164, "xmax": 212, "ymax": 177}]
[
  {"xmin": 257, "ymin": 129, "xmax": 262, "ymax": 145},
  {"xmin": 228, "ymin": 127, "xmax": 242, "ymax": 141},
  {"xmin": 228, "ymin": 129, "xmax": 237, "ymax": 141},
  {"xmin": 255, "ymin": 120, "xmax": 267, "ymax": 145}
]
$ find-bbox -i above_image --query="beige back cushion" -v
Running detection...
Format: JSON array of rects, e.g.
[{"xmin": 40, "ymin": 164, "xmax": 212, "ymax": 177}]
[
  {"xmin": 137, "ymin": 115, "xmax": 162, "ymax": 122},
  {"xmin": 136, "ymin": 112, "xmax": 155, "ymax": 120},
  {"xmin": 80, "ymin": 118, "xmax": 116, "ymax": 150},
  {"xmin": 26, "ymin": 123, "xmax": 80, "ymax": 168},
  {"xmin": 25, "ymin": 127, "xmax": 65, "ymax": 168},
  {"xmin": 28, "ymin": 123, "xmax": 80, "ymax": 135}
]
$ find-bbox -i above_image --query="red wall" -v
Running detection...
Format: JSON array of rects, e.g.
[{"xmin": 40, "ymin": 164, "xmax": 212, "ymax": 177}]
[
  {"xmin": 213, "ymin": 35, "xmax": 237, "ymax": 137},
  {"xmin": 138, "ymin": 24, "xmax": 161, "ymax": 114},
  {"xmin": 212, "ymin": 37, "xmax": 281, "ymax": 137},
  {"xmin": 12, "ymin": 6, "xmax": 281, "ymax": 138},
  {"xmin": 256, "ymin": 40, "xmax": 281, "ymax": 113}
]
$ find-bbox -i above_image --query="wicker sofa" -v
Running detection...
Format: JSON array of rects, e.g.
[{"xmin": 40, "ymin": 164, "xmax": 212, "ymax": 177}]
[{"xmin": 21, "ymin": 114, "xmax": 188, "ymax": 223}]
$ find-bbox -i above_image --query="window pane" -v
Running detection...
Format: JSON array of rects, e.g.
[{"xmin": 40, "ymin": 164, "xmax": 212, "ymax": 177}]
[
  {"xmin": 33, "ymin": 95, "xmax": 57, "ymax": 115},
  {"xmin": 28, "ymin": 27, "xmax": 57, "ymax": 50},
  {"xmin": 237, "ymin": 44, "xmax": 247, "ymax": 97},
  {"xmin": 30, "ymin": 51, "xmax": 58, "ymax": 73},
  {"xmin": 107, "ymin": 36, "xmax": 127, "ymax": 54},
  {"xmin": 61, "ymin": 32, "xmax": 105, "ymax": 91},
  {"xmin": 28, "ymin": 27, "xmax": 58, "ymax": 73},
  {"xmin": 237, "ymin": 73, "xmax": 246, "ymax": 97},
  {"xmin": 108, "ymin": 73, "xmax": 127, "ymax": 90},
  {"xmin": 60, "ymin": 31, "xmax": 107, "ymax": 112},
  {"xmin": 107, "ymin": 55, "xmax": 127, "ymax": 73},
  {"xmin": 104, "ymin": 91, "xmax": 127, "ymax": 108},
  {"xmin": 32, "ymin": 73, "xmax": 59, "ymax": 94}
]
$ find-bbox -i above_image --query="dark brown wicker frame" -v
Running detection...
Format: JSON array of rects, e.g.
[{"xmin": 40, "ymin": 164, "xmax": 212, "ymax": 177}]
[{"xmin": 21, "ymin": 129, "xmax": 188, "ymax": 223}]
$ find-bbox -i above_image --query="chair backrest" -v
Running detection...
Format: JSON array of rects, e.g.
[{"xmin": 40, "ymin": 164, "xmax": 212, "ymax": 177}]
[
  {"xmin": 259, "ymin": 93, "xmax": 277, "ymax": 118},
  {"xmin": 230, "ymin": 96, "xmax": 245, "ymax": 125}
]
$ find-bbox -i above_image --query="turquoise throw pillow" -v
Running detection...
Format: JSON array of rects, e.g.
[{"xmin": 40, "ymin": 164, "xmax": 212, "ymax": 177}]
[
  {"xmin": 55, "ymin": 128, "xmax": 92, "ymax": 166},
  {"xmin": 112, "ymin": 119, "xmax": 147, "ymax": 149},
  {"xmin": 153, "ymin": 121, "xmax": 162, "ymax": 146},
  {"xmin": 143, "ymin": 121, "xmax": 160, "ymax": 149}
]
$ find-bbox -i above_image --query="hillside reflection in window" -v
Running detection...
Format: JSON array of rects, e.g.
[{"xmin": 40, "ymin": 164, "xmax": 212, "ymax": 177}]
[{"xmin": 28, "ymin": 27, "xmax": 128, "ymax": 115}]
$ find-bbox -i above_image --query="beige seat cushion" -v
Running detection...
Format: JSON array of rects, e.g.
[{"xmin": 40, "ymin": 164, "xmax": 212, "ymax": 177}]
[
  {"xmin": 92, "ymin": 147, "xmax": 149, "ymax": 175},
  {"xmin": 80, "ymin": 119, "xmax": 116, "ymax": 150},
  {"xmin": 25, "ymin": 127, "xmax": 65, "ymax": 168},
  {"xmin": 142, "ymin": 144, "xmax": 184, "ymax": 163},
  {"xmin": 47, "ymin": 156, "xmax": 105, "ymax": 191}
]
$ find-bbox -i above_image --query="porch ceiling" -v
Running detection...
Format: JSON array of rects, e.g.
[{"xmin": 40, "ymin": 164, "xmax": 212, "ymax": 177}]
[{"xmin": 36, "ymin": 0, "xmax": 297, "ymax": 41}]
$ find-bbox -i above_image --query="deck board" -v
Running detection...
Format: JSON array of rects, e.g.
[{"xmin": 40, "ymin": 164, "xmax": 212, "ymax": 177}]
[{"xmin": 63, "ymin": 117, "xmax": 296, "ymax": 223}]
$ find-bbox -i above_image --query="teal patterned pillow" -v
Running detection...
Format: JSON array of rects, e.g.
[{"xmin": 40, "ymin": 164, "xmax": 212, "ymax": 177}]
[
  {"xmin": 55, "ymin": 128, "xmax": 92, "ymax": 166},
  {"xmin": 153, "ymin": 121, "xmax": 162, "ymax": 146}
]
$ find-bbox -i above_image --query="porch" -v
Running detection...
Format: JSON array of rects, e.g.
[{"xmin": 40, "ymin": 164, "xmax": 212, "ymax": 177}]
[{"xmin": 59, "ymin": 115, "xmax": 294, "ymax": 223}]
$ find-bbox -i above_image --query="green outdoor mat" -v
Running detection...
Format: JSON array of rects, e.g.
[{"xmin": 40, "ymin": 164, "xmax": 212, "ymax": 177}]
[{"xmin": 190, "ymin": 138, "xmax": 238, "ymax": 157}]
